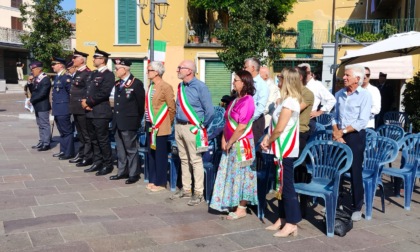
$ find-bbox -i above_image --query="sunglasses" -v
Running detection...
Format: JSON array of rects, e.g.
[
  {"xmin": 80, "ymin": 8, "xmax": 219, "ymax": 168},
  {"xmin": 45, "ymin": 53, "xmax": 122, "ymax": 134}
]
[
  {"xmin": 51, "ymin": 63, "xmax": 58, "ymax": 66},
  {"xmin": 365, "ymin": 74, "xmax": 370, "ymax": 78},
  {"xmin": 177, "ymin": 66, "xmax": 190, "ymax": 70}
]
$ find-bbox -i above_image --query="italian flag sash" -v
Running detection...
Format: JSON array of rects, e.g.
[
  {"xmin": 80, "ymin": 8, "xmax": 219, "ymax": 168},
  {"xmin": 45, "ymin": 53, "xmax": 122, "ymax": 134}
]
[
  {"xmin": 146, "ymin": 82, "xmax": 169, "ymax": 150},
  {"xmin": 269, "ymin": 118, "xmax": 298, "ymax": 199},
  {"xmin": 178, "ymin": 83, "xmax": 209, "ymax": 153},
  {"xmin": 226, "ymin": 97, "xmax": 254, "ymax": 167}
]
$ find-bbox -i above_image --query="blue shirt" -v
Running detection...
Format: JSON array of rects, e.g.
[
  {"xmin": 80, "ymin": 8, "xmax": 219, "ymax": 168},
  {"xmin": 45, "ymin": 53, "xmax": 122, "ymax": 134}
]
[
  {"xmin": 253, "ymin": 74, "xmax": 269, "ymax": 120},
  {"xmin": 332, "ymin": 86, "xmax": 372, "ymax": 132},
  {"xmin": 176, "ymin": 77, "xmax": 214, "ymax": 127}
]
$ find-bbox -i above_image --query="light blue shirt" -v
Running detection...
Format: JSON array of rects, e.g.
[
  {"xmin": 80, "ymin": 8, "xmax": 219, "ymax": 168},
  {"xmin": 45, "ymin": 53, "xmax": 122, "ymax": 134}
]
[
  {"xmin": 253, "ymin": 74, "xmax": 269, "ymax": 120},
  {"xmin": 332, "ymin": 86, "xmax": 372, "ymax": 132},
  {"xmin": 176, "ymin": 77, "xmax": 214, "ymax": 127}
]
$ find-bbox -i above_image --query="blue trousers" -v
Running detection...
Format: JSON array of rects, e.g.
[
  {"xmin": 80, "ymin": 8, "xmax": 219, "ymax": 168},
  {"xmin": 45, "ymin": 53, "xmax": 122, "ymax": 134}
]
[
  {"xmin": 278, "ymin": 157, "xmax": 302, "ymax": 224},
  {"xmin": 55, "ymin": 115, "xmax": 74, "ymax": 157},
  {"xmin": 146, "ymin": 122, "xmax": 169, "ymax": 187},
  {"xmin": 35, "ymin": 111, "xmax": 51, "ymax": 146},
  {"xmin": 115, "ymin": 129, "xmax": 140, "ymax": 177}
]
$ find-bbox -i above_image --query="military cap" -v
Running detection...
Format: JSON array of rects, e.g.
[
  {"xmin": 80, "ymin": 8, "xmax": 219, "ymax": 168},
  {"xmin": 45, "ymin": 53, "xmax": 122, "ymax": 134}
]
[
  {"xmin": 73, "ymin": 48, "xmax": 89, "ymax": 58},
  {"xmin": 112, "ymin": 58, "xmax": 132, "ymax": 66},
  {"xmin": 379, "ymin": 72, "xmax": 387, "ymax": 77},
  {"xmin": 29, "ymin": 61, "xmax": 43, "ymax": 69},
  {"xmin": 93, "ymin": 46, "xmax": 111, "ymax": 58},
  {"xmin": 51, "ymin": 56, "xmax": 66, "ymax": 65},
  {"xmin": 66, "ymin": 61, "xmax": 74, "ymax": 69}
]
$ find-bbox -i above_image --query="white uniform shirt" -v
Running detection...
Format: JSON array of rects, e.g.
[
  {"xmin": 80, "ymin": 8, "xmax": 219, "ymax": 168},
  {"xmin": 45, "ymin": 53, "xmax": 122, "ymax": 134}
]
[
  {"xmin": 363, "ymin": 83, "xmax": 381, "ymax": 128},
  {"xmin": 306, "ymin": 78, "xmax": 336, "ymax": 112}
]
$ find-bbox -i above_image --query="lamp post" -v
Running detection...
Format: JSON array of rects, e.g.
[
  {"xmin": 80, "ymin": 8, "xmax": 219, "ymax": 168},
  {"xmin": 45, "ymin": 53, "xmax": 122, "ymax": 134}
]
[{"xmin": 138, "ymin": 0, "xmax": 169, "ymax": 62}]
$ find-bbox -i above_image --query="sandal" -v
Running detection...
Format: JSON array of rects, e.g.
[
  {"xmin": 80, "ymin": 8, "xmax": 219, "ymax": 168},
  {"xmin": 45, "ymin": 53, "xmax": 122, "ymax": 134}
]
[
  {"xmin": 150, "ymin": 186, "xmax": 166, "ymax": 192},
  {"xmin": 226, "ymin": 211, "xmax": 247, "ymax": 220},
  {"xmin": 146, "ymin": 183, "xmax": 155, "ymax": 190}
]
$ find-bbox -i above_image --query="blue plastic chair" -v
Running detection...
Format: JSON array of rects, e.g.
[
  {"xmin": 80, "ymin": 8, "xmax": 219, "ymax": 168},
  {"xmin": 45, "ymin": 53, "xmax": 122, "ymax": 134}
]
[
  {"xmin": 308, "ymin": 130, "xmax": 333, "ymax": 143},
  {"xmin": 383, "ymin": 111, "xmax": 413, "ymax": 133},
  {"xmin": 137, "ymin": 131, "xmax": 149, "ymax": 182},
  {"xmin": 256, "ymin": 152, "xmax": 276, "ymax": 220},
  {"xmin": 382, "ymin": 134, "xmax": 420, "ymax": 210},
  {"xmin": 316, "ymin": 113, "xmax": 333, "ymax": 130},
  {"xmin": 315, "ymin": 122, "xmax": 326, "ymax": 132},
  {"xmin": 362, "ymin": 136, "xmax": 399, "ymax": 219},
  {"xmin": 365, "ymin": 128, "xmax": 377, "ymax": 138},
  {"xmin": 203, "ymin": 139, "xmax": 223, "ymax": 203},
  {"xmin": 293, "ymin": 140, "xmax": 353, "ymax": 237},
  {"xmin": 207, "ymin": 106, "xmax": 225, "ymax": 138},
  {"xmin": 376, "ymin": 124, "xmax": 405, "ymax": 147}
]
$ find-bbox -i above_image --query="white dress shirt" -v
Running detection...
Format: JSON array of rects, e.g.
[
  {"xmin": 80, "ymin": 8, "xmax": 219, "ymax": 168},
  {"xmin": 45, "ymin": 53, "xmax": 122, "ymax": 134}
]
[
  {"xmin": 306, "ymin": 77, "xmax": 336, "ymax": 112},
  {"xmin": 363, "ymin": 83, "xmax": 381, "ymax": 128}
]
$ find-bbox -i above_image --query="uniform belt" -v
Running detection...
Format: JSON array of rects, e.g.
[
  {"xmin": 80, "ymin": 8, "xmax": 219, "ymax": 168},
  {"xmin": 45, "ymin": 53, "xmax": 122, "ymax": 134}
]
[{"xmin": 176, "ymin": 120, "xmax": 192, "ymax": 125}]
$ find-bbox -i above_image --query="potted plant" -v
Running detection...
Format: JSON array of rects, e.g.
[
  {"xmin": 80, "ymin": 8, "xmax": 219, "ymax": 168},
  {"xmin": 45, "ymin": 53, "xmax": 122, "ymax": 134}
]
[
  {"xmin": 193, "ymin": 35, "xmax": 200, "ymax": 44},
  {"xmin": 210, "ymin": 35, "xmax": 218, "ymax": 44}
]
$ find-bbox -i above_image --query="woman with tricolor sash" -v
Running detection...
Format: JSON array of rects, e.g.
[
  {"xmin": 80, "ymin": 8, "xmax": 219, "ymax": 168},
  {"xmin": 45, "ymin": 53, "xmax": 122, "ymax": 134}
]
[
  {"xmin": 210, "ymin": 70, "xmax": 258, "ymax": 220},
  {"xmin": 145, "ymin": 62, "xmax": 175, "ymax": 192},
  {"xmin": 260, "ymin": 68, "xmax": 302, "ymax": 238}
]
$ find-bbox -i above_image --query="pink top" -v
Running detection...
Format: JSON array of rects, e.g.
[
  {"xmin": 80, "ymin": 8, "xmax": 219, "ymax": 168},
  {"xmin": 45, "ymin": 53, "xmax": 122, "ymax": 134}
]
[{"xmin": 223, "ymin": 95, "xmax": 255, "ymax": 141}]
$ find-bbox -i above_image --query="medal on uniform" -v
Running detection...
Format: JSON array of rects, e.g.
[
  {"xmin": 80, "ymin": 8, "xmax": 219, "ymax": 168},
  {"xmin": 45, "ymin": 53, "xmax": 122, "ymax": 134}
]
[{"xmin": 56, "ymin": 87, "xmax": 59, "ymax": 91}]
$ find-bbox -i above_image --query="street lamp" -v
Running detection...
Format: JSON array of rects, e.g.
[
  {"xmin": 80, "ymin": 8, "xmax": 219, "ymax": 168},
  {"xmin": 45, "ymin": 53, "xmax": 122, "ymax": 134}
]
[{"xmin": 138, "ymin": 0, "xmax": 169, "ymax": 61}]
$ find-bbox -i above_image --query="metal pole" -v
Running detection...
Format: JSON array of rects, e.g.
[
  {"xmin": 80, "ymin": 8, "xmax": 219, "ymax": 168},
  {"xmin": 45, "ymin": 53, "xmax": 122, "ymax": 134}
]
[
  {"xmin": 150, "ymin": 0, "xmax": 155, "ymax": 62},
  {"xmin": 331, "ymin": 31, "xmax": 340, "ymax": 94},
  {"xmin": 331, "ymin": 0, "xmax": 336, "ymax": 42},
  {"xmin": 365, "ymin": 0, "xmax": 369, "ymax": 20}
]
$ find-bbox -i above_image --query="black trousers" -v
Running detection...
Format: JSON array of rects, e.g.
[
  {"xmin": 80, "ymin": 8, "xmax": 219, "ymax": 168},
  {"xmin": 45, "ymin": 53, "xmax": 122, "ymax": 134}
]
[
  {"xmin": 87, "ymin": 118, "xmax": 113, "ymax": 167},
  {"xmin": 55, "ymin": 114, "xmax": 74, "ymax": 157},
  {"xmin": 146, "ymin": 123, "xmax": 169, "ymax": 187},
  {"xmin": 73, "ymin": 114, "xmax": 92, "ymax": 160},
  {"xmin": 252, "ymin": 115, "xmax": 265, "ymax": 145},
  {"xmin": 115, "ymin": 129, "xmax": 140, "ymax": 177},
  {"xmin": 343, "ymin": 130, "xmax": 366, "ymax": 211},
  {"xmin": 278, "ymin": 157, "xmax": 302, "ymax": 224}
]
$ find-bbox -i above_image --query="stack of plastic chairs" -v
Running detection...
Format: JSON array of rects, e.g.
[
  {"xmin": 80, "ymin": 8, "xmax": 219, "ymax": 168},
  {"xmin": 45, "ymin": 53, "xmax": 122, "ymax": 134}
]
[
  {"xmin": 383, "ymin": 111, "xmax": 413, "ymax": 134},
  {"xmin": 315, "ymin": 113, "xmax": 333, "ymax": 130},
  {"xmin": 376, "ymin": 124, "xmax": 405, "ymax": 147}
]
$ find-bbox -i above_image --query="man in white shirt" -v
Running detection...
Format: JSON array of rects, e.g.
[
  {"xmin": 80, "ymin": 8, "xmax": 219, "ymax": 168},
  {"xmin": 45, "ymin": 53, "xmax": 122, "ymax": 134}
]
[
  {"xmin": 298, "ymin": 63, "xmax": 336, "ymax": 132},
  {"xmin": 362, "ymin": 67, "xmax": 381, "ymax": 128},
  {"xmin": 259, "ymin": 66, "xmax": 280, "ymax": 128}
]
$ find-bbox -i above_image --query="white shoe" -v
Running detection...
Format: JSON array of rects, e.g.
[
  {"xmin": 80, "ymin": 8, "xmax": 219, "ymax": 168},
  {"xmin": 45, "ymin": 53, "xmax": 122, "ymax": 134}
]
[{"xmin": 351, "ymin": 211, "xmax": 362, "ymax": 222}]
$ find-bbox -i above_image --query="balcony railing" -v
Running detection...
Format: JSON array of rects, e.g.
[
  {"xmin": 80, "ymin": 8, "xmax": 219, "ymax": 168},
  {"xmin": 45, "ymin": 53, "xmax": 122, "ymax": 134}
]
[
  {"xmin": 272, "ymin": 29, "xmax": 328, "ymax": 51},
  {"xmin": 0, "ymin": 27, "xmax": 26, "ymax": 45}
]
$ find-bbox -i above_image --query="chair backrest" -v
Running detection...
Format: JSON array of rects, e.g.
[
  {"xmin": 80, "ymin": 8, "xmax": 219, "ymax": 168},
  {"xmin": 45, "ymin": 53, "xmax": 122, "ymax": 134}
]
[
  {"xmin": 376, "ymin": 124, "xmax": 405, "ymax": 147},
  {"xmin": 296, "ymin": 140, "xmax": 353, "ymax": 181},
  {"xmin": 309, "ymin": 130, "xmax": 333, "ymax": 142},
  {"xmin": 399, "ymin": 134, "xmax": 420, "ymax": 169},
  {"xmin": 363, "ymin": 136, "xmax": 399, "ymax": 174},
  {"xmin": 207, "ymin": 106, "xmax": 225, "ymax": 139},
  {"xmin": 316, "ymin": 113, "xmax": 333, "ymax": 127},
  {"xmin": 383, "ymin": 111, "xmax": 410, "ymax": 132},
  {"xmin": 315, "ymin": 122, "xmax": 326, "ymax": 132},
  {"xmin": 365, "ymin": 128, "xmax": 377, "ymax": 138}
]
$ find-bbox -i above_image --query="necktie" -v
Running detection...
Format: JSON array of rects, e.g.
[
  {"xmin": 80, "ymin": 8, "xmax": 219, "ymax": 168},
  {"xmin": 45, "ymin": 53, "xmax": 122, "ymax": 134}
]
[{"xmin": 119, "ymin": 80, "xmax": 125, "ymax": 90}]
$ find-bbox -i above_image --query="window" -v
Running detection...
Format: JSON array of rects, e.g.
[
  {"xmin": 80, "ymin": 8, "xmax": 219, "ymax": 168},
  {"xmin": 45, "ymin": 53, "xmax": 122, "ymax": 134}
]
[
  {"xmin": 205, "ymin": 61, "xmax": 232, "ymax": 106},
  {"xmin": 11, "ymin": 0, "xmax": 22, "ymax": 8},
  {"xmin": 117, "ymin": 0, "xmax": 138, "ymax": 44},
  {"xmin": 11, "ymin": 16, "xmax": 23, "ymax": 30}
]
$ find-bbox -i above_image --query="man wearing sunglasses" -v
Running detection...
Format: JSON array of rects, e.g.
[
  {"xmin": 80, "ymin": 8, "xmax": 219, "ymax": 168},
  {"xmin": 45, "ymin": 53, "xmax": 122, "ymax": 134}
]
[{"xmin": 362, "ymin": 67, "xmax": 381, "ymax": 129}]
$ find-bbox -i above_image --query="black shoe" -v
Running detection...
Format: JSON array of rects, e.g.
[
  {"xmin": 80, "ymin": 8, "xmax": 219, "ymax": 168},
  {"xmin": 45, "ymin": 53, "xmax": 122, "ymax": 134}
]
[
  {"xmin": 32, "ymin": 142, "xmax": 42, "ymax": 149},
  {"xmin": 125, "ymin": 175, "xmax": 140, "ymax": 184},
  {"xmin": 38, "ymin": 145, "xmax": 50, "ymax": 151},
  {"xmin": 76, "ymin": 159, "xmax": 93, "ymax": 167},
  {"xmin": 69, "ymin": 157, "xmax": 83, "ymax": 164},
  {"xmin": 59, "ymin": 155, "xmax": 74, "ymax": 160},
  {"xmin": 109, "ymin": 174, "xmax": 129, "ymax": 180},
  {"xmin": 53, "ymin": 152, "xmax": 64, "ymax": 157},
  {"xmin": 84, "ymin": 163, "xmax": 102, "ymax": 173},
  {"xmin": 96, "ymin": 166, "xmax": 114, "ymax": 176}
]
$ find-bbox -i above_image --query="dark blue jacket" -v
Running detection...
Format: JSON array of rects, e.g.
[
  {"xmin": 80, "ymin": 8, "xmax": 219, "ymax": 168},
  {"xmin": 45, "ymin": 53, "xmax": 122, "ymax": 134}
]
[
  {"xmin": 85, "ymin": 67, "xmax": 114, "ymax": 119},
  {"xmin": 69, "ymin": 66, "xmax": 91, "ymax": 115},
  {"xmin": 28, "ymin": 73, "xmax": 51, "ymax": 112},
  {"xmin": 52, "ymin": 71, "xmax": 72, "ymax": 116}
]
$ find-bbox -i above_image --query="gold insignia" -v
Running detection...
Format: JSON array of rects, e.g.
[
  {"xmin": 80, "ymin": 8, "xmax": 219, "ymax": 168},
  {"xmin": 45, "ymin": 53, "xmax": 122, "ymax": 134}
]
[{"xmin": 67, "ymin": 79, "xmax": 71, "ymax": 82}]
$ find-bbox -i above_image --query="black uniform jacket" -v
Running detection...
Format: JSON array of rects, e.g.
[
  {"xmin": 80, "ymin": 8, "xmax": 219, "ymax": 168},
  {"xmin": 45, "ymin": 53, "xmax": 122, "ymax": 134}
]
[
  {"xmin": 112, "ymin": 74, "xmax": 145, "ymax": 131},
  {"xmin": 29, "ymin": 73, "xmax": 51, "ymax": 112},
  {"xmin": 69, "ymin": 65, "xmax": 91, "ymax": 114},
  {"xmin": 85, "ymin": 67, "xmax": 115, "ymax": 119},
  {"xmin": 52, "ymin": 71, "xmax": 72, "ymax": 116}
]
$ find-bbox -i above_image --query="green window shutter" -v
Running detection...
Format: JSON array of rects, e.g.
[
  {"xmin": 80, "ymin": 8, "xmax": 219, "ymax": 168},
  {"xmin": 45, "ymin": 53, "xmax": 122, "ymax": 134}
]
[
  {"xmin": 130, "ymin": 60, "xmax": 144, "ymax": 84},
  {"xmin": 118, "ymin": 0, "xmax": 137, "ymax": 44},
  {"xmin": 205, "ymin": 61, "xmax": 231, "ymax": 106}
]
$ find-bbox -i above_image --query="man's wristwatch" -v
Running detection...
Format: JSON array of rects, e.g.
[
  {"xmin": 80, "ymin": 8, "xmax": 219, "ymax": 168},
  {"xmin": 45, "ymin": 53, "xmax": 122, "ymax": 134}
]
[{"xmin": 342, "ymin": 129, "xmax": 348, "ymax": 134}]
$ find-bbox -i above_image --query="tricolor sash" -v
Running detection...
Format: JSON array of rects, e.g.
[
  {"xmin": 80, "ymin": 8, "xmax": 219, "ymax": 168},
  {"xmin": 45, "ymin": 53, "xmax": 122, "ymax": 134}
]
[
  {"xmin": 226, "ymin": 97, "xmax": 254, "ymax": 167},
  {"xmin": 178, "ymin": 83, "xmax": 208, "ymax": 153},
  {"xmin": 146, "ymin": 82, "xmax": 169, "ymax": 150},
  {"xmin": 269, "ymin": 117, "xmax": 298, "ymax": 199}
]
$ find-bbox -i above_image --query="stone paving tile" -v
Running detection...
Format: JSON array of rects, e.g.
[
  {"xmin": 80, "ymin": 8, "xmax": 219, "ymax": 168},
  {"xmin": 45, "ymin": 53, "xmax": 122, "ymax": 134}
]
[
  {"xmin": 86, "ymin": 232, "xmax": 157, "ymax": 252},
  {"xmin": 180, "ymin": 236, "xmax": 243, "ymax": 252},
  {"xmin": 14, "ymin": 186, "xmax": 59, "ymax": 197},
  {"xmin": 241, "ymin": 245, "xmax": 282, "ymax": 252},
  {"xmin": 102, "ymin": 216, "xmax": 168, "ymax": 235},
  {"xmin": 0, "ymin": 168, "xmax": 21, "ymax": 176},
  {"xmin": 77, "ymin": 209, "xmax": 120, "ymax": 224},
  {"xmin": 391, "ymin": 218, "xmax": 420, "ymax": 233},
  {"xmin": 35, "ymin": 192, "xmax": 84, "ymax": 205},
  {"xmin": 361, "ymin": 245, "xmax": 397, "ymax": 252},
  {"xmin": 136, "ymin": 243, "xmax": 191, "ymax": 252},
  {"xmin": 0, "ymin": 163, "xmax": 25, "ymax": 170},
  {"xmin": 274, "ymin": 237, "xmax": 337, "ymax": 252},
  {"xmin": 0, "ymin": 195, "xmax": 37, "ymax": 210},
  {"xmin": 0, "ymin": 207, "xmax": 34, "ymax": 221},
  {"xmin": 2, "ymin": 174, "xmax": 33, "ymax": 183},
  {"xmin": 56, "ymin": 183, "xmax": 97, "ymax": 193},
  {"xmin": 0, "ymin": 221, "xmax": 4, "ymax": 235},
  {"xmin": 146, "ymin": 220, "xmax": 230, "ymax": 245},
  {"xmin": 59, "ymin": 223, "xmax": 108, "ymax": 242},
  {"xmin": 383, "ymin": 240, "xmax": 420, "ymax": 252},
  {"xmin": 25, "ymin": 241, "xmax": 92, "ymax": 252},
  {"xmin": 80, "ymin": 188, "xmax": 123, "ymax": 200},
  {"xmin": 31, "ymin": 202, "xmax": 80, "ymax": 217},
  {"xmin": 226, "ymin": 229, "xmax": 297, "ymax": 249},
  {"xmin": 0, "ymin": 190, "xmax": 14, "ymax": 196},
  {"xmin": 155, "ymin": 208, "xmax": 220, "ymax": 226},
  {"xmin": 76, "ymin": 197, "xmax": 139, "ymax": 212},
  {"xmin": 91, "ymin": 180, "xmax": 131, "ymax": 190},
  {"xmin": 0, "ymin": 181, "xmax": 26, "ymax": 191},
  {"xmin": 65, "ymin": 176, "xmax": 109, "ymax": 184},
  {"xmin": 28, "ymin": 228, "xmax": 65, "ymax": 247},
  {"xmin": 0, "ymin": 232, "xmax": 33, "ymax": 251},
  {"xmin": 24, "ymin": 178, "xmax": 68, "ymax": 188},
  {"xmin": 3, "ymin": 213, "xmax": 81, "ymax": 234},
  {"xmin": 365, "ymin": 223, "xmax": 413, "ymax": 242},
  {"xmin": 112, "ymin": 203, "xmax": 174, "ymax": 219}
]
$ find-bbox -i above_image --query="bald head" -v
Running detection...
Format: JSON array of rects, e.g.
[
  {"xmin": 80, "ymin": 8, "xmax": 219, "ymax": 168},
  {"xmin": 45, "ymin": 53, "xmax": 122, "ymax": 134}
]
[
  {"xmin": 177, "ymin": 60, "xmax": 196, "ymax": 82},
  {"xmin": 182, "ymin": 60, "xmax": 196, "ymax": 74}
]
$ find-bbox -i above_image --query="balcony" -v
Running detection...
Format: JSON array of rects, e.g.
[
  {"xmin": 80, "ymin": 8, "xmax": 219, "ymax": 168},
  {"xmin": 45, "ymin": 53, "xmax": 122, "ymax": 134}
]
[
  {"xmin": 272, "ymin": 29, "xmax": 327, "ymax": 55},
  {"xmin": 185, "ymin": 23, "xmax": 223, "ymax": 48},
  {"xmin": 0, "ymin": 27, "xmax": 26, "ymax": 46}
]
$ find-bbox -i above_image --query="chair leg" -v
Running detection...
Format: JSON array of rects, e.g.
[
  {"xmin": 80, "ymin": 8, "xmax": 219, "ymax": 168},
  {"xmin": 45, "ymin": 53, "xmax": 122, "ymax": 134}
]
[
  {"xmin": 168, "ymin": 156, "xmax": 178, "ymax": 192},
  {"xmin": 324, "ymin": 196, "xmax": 336, "ymax": 237},
  {"xmin": 378, "ymin": 183, "xmax": 385, "ymax": 213},
  {"xmin": 364, "ymin": 181, "xmax": 373, "ymax": 221},
  {"xmin": 403, "ymin": 175, "xmax": 414, "ymax": 211}
]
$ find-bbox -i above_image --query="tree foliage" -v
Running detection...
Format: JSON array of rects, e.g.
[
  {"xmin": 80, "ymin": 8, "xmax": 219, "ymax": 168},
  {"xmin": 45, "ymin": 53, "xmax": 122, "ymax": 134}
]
[
  {"xmin": 19, "ymin": 0, "xmax": 81, "ymax": 69},
  {"xmin": 402, "ymin": 71, "xmax": 420, "ymax": 133}
]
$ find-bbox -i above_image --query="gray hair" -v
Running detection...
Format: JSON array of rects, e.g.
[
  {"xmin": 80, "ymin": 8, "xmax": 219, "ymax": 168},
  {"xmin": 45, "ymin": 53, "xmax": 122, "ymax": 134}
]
[
  {"xmin": 244, "ymin": 57, "xmax": 261, "ymax": 72},
  {"xmin": 81, "ymin": 57, "xmax": 87, "ymax": 64},
  {"xmin": 149, "ymin": 61, "xmax": 165, "ymax": 76},
  {"xmin": 297, "ymin": 63, "xmax": 311, "ymax": 72},
  {"xmin": 345, "ymin": 64, "xmax": 365, "ymax": 86}
]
